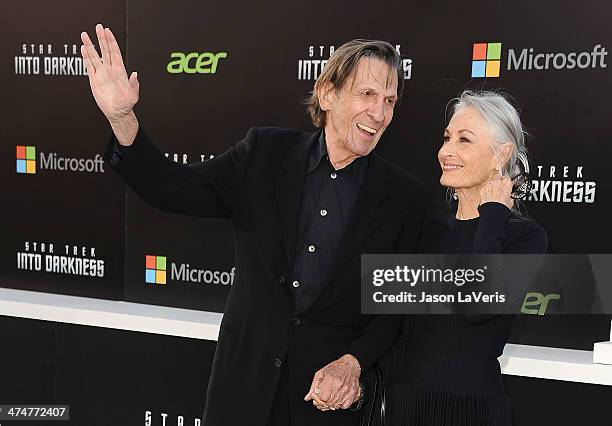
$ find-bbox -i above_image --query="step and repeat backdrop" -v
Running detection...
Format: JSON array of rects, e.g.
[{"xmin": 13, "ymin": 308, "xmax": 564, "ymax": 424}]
[{"xmin": 1, "ymin": 0, "xmax": 612, "ymax": 424}]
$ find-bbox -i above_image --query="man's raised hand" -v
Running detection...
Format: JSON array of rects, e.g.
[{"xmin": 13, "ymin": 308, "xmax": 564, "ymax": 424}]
[{"xmin": 80, "ymin": 24, "xmax": 139, "ymax": 124}]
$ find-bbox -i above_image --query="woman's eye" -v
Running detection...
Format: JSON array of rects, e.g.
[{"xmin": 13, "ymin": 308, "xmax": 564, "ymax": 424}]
[
  {"xmin": 460, "ymin": 137, "xmax": 471, "ymax": 143},
  {"xmin": 443, "ymin": 136, "xmax": 450, "ymax": 143}
]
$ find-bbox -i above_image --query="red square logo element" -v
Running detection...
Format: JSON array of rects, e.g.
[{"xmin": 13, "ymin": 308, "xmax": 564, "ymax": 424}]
[
  {"xmin": 473, "ymin": 43, "xmax": 488, "ymax": 60},
  {"xmin": 16, "ymin": 146, "xmax": 26, "ymax": 159},
  {"xmin": 145, "ymin": 255, "xmax": 157, "ymax": 269}
]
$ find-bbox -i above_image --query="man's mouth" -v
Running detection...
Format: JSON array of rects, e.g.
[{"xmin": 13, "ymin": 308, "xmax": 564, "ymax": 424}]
[{"xmin": 356, "ymin": 123, "xmax": 377, "ymax": 136}]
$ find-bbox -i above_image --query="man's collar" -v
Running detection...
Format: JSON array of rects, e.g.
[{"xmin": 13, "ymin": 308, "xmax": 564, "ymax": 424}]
[
  {"xmin": 306, "ymin": 129, "xmax": 328, "ymax": 174},
  {"xmin": 307, "ymin": 129, "xmax": 369, "ymax": 174}
]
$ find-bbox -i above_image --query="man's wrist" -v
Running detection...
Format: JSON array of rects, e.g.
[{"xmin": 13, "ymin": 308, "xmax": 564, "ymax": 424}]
[{"xmin": 109, "ymin": 110, "xmax": 139, "ymax": 147}]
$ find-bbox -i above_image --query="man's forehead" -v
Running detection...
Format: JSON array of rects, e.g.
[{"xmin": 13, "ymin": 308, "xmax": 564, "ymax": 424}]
[{"xmin": 351, "ymin": 57, "xmax": 398, "ymax": 91}]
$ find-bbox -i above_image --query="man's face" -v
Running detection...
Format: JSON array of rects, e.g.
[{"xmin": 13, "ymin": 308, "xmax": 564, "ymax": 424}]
[{"xmin": 321, "ymin": 58, "xmax": 398, "ymax": 158}]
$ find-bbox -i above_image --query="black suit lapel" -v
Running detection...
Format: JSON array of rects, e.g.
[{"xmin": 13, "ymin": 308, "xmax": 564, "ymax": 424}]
[{"xmin": 274, "ymin": 130, "xmax": 321, "ymax": 271}]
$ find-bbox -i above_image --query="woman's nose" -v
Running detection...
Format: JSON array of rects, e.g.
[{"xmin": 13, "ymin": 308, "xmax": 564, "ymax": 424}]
[{"xmin": 439, "ymin": 143, "xmax": 455, "ymax": 158}]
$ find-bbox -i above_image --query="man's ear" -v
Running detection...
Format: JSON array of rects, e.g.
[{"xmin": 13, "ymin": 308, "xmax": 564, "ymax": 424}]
[{"xmin": 318, "ymin": 82, "xmax": 335, "ymax": 112}]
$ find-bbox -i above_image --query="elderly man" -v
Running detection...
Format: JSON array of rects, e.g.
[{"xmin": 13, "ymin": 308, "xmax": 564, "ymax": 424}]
[{"xmin": 81, "ymin": 23, "xmax": 429, "ymax": 426}]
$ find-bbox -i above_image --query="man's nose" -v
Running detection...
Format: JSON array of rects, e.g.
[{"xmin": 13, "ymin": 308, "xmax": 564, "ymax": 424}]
[{"xmin": 367, "ymin": 98, "xmax": 385, "ymax": 123}]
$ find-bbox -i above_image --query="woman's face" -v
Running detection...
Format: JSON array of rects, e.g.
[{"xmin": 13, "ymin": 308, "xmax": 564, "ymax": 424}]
[{"xmin": 438, "ymin": 106, "xmax": 507, "ymax": 190}]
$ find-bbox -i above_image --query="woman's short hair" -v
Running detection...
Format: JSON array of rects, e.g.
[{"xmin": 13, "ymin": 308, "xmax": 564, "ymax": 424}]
[{"xmin": 306, "ymin": 39, "xmax": 404, "ymax": 128}]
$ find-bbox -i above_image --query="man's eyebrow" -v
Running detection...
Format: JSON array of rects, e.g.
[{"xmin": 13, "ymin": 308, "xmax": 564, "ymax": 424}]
[{"xmin": 359, "ymin": 86, "xmax": 378, "ymax": 93}]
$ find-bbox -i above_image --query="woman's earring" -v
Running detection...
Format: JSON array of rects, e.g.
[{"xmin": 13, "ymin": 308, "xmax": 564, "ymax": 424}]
[{"xmin": 452, "ymin": 190, "xmax": 458, "ymax": 200}]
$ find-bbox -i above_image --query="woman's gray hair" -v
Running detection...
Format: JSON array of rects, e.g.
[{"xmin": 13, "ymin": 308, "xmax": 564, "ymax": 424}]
[{"xmin": 445, "ymin": 89, "xmax": 531, "ymax": 217}]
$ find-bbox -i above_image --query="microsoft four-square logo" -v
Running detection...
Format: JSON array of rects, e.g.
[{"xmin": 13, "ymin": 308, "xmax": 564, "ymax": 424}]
[
  {"xmin": 146, "ymin": 255, "xmax": 167, "ymax": 284},
  {"xmin": 472, "ymin": 42, "xmax": 502, "ymax": 78},
  {"xmin": 16, "ymin": 146, "xmax": 36, "ymax": 174}
]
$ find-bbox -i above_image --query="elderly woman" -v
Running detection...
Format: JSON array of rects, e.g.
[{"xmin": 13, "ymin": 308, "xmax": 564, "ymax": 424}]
[{"xmin": 381, "ymin": 90, "xmax": 548, "ymax": 426}]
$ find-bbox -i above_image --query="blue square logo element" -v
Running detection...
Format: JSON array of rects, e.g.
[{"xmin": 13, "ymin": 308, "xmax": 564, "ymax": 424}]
[
  {"xmin": 471, "ymin": 61, "xmax": 487, "ymax": 78},
  {"xmin": 16, "ymin": 159, "xmax": 26, "ymax": 173},
  {"xmin": 145, "ymin": 269, "xmax": 156, "ymax": 283}
]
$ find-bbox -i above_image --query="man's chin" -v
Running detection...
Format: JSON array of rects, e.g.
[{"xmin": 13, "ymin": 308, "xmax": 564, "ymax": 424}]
[{"xmin": 350, "ymin": 139, "xmax": 377, "ymax": 157}]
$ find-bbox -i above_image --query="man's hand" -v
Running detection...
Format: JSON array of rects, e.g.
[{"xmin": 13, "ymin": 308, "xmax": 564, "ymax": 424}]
[
  {"xmin": 80, "ymin": 24, "xmax": 140, "ymax": 145},
  {"xmin": 304, "ymin": 354, "xmax": 361, "ymax": 411}
]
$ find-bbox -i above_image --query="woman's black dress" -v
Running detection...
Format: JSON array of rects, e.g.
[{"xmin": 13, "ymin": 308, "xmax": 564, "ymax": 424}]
[{"xmin": 380, "ymin": 201, "xmax": 548, "ymax": 426}]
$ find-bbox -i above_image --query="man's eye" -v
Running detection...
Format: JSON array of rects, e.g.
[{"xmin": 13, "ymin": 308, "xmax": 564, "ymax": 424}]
[
  {"xmin": 362, "ymin": 91, "xmax": 371, "ymax": 96},
  {"xmin": 460, "ymin": 137, "xmax": 471, "ymax": 143}
]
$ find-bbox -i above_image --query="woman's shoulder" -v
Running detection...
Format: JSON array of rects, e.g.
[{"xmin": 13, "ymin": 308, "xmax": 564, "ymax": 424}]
[{"xmin": 504, "ymin": 210, "xmax": 548, "ymax": 253}]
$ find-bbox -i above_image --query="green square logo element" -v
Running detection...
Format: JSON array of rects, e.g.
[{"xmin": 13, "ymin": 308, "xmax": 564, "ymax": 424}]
[
  {"xmin": 156, "ymin": 256, "xmax": 167, "ymax": 270},
  {"xmin": 487, "ymin": 43, "xmax": 502, "ymax": 60},
  {"xmin": 26, "ymin": 146, "xmax": 36, "ymax": 160}
]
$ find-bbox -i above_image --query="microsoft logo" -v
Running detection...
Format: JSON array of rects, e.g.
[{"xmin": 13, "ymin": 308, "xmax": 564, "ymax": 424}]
[
  {"xmin": 16, "ymin": 145, "xmax": 36, "ymax": 174},
  {"xmin": 471, "ymin": 42, "xmax": 502, "ymax": 78},
  {"xmin": 145, "ymin": 255, "xmax": 167, "ymax": 285}
]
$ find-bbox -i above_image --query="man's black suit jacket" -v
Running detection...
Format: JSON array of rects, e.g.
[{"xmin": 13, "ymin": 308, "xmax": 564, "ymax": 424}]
[{"xmin": 102, "ymin": 125, "xmax": 429, "ymax": 426}]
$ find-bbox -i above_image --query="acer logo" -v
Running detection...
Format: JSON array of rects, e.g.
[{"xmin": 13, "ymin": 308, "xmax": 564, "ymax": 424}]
[
  {"xmin": 521, "ymin": 292, "xmax": 560, "ymax": 315},
  {"xmin": 167, "ymin": 52, "xmax": 228, "ymax": 74}
]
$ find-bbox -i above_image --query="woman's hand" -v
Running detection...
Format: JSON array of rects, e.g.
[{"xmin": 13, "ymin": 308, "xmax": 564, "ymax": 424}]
[{"xmin": 479, "ymin": 169, "xmax": 513, "ymax": 209}]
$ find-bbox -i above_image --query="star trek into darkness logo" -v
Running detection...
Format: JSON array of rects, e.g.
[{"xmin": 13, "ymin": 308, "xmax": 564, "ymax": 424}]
[{"xmin": 15, "ymin": 42, "xmax": 88, "ymax": 76}]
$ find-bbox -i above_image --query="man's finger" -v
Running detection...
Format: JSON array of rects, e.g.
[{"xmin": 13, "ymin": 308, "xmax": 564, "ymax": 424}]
[
  {"xmin": 304, "ymin": 372, "xmax": 324, "ymax": 401},
  {"xmin": 96, "ymin": 23, "xmax": 111, "ymax": 66},
  {"xmin": 105, "ymin": 27, "xmax": 125, "ymax": 69},
  {"xmin": 338, "ymin": 385, "xmax": 359, "ymax": 409},
  {"xmin": 326, "ymin": 381, "xmax": 349, "ymax": 408},
  {"xmin": 80, "ymin": 44, "xmax": 96, "ymax": 75},
  {"xmin": 318, "ymin": 377, "xmax": 335, "ymax": 402},
  {"xmin": 80, "ymin": 31, "xmax": 102, "ymax": 67}
]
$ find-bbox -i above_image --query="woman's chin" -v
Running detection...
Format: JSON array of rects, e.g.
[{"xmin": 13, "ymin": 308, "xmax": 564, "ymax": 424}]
[{"xmin": 440, "ymin": 177, "xmax": 455, "ymax": 188}]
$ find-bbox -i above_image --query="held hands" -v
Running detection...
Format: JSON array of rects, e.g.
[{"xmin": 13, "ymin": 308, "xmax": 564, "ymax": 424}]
[
  {"xmin": 479, "ymin": 168, "xmax": 513, "ymax": 210},
  {"xmin": 304, "ymin": 354, "xmax": 362, "ymax": 411},
  {"xmin": 80, "ymin": 24, "xmax": 139, "ymax": 124}
]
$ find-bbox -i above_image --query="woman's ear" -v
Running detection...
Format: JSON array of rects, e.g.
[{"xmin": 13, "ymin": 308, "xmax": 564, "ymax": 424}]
[
  {"xmin": 318, "ymin": 82, "xmax": 335, "ymax": 112},
  {"xmin": 498, "ymin": 143, "xmax": 514, "ymax": 171}
]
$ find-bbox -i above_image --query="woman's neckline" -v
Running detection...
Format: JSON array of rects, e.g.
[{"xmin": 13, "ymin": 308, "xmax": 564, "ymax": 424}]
[{"xmin": 454, "ymin": 215, "xmax": 479, "ymax": 222}]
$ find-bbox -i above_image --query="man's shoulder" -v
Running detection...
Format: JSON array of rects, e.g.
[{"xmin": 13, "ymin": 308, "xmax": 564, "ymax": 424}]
[
  {"xmin": 250, "ymin": 126, "xmax": 314, "ymax": 143},
  {"xmin": 241, "ymin": 126, "xmax": 316, "ymax": 157},
  {"xmin": 375, "ymin": 153, "xmax": 429, "ymax": 195}
]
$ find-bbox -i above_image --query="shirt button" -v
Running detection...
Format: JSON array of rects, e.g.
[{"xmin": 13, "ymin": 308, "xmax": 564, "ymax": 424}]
[
  {"xmin": 292, "ymin": 280, "xmax": 300, "ymax": 288},
  {"xmin": 274, "ymin": 358, "xmax": 282, "ymax": 368},
  {"xmin": 330, "ymin": 172, "xmax": 337, "ymax": 179},
  {"xmin": 320, "ymin": 209, "xmax": 328, "ymax": 217},
  {"xmin": 278, "ymin": 275, "xmax": 286, "ymax": 285},
  {"xmin": 292, "ymin": 317, "xmax": 301, "ymax": 325},
  {"xmin": 308, "ymin": 244, "xmax": 316, "ymax": 253}
]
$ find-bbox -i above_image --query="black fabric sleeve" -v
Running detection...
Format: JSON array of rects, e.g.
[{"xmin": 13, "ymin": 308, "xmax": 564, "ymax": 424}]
[
  {"xmin": 102, "ymin": 124, "xmax": 258, "ymax": 219},
  {"xmin": 461, "ymin": 202, "xmax": 548, "ymax": 324},
  {"xmin": 110, "ymin": 140, "xmax": 130, "ymax": 166}
]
